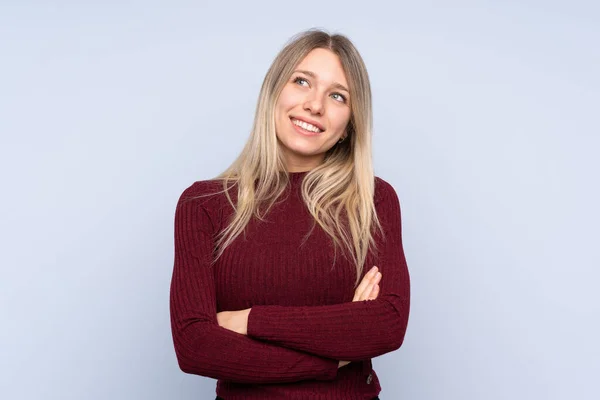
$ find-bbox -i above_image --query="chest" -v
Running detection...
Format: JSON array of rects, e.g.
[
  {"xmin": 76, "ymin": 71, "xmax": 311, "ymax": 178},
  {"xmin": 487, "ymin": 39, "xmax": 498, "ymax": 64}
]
[{"xmin": 213, "ymin": 198, "xmax": 359, "ymax": 311}]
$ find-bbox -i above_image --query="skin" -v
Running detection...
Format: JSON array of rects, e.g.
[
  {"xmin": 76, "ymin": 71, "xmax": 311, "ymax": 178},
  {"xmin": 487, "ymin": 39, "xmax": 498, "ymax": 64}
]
[{"xmin": 274, "ymin": 48, "xmax": 352, "ymax": 172}]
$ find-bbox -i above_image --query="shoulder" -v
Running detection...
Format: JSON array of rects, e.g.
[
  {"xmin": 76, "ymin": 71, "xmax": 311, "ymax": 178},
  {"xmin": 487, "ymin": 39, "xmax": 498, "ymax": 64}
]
[
  {"xmin": 374, "ymin": 176, "xmax": 400, "ymax": 206},
  {"xmin": 177, "ymin": 179, "xmax": 236, "ymax": 211},
  {"xmin": 179, "ymin": 179, "xmax": 226, "ymax": 198}
]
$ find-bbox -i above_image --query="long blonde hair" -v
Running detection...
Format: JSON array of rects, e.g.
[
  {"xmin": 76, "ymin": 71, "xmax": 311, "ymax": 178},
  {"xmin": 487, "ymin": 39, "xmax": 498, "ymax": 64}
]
[{"xmin": 209, "ymin": 29, "xmax": 382, "ymax": 287}]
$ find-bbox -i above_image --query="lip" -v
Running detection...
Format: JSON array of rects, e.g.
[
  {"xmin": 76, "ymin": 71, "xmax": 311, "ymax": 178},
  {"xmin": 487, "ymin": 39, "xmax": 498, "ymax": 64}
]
[{"xmin": 290, "ymin": 116, "xmax": 326, "ymax": 132}]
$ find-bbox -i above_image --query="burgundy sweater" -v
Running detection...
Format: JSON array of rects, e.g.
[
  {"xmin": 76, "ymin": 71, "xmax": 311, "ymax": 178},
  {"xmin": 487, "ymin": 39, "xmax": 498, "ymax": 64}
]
[{"xmin": 169, "ymin": 171, "xmax": 410, "ymax": 399}]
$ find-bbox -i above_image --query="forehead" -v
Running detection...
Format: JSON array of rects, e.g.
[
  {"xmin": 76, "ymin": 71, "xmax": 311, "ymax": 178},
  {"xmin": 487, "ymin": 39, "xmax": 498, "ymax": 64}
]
[{"xmin": 295, "ymin": 48, "xmax": 348, "ymax": 87}]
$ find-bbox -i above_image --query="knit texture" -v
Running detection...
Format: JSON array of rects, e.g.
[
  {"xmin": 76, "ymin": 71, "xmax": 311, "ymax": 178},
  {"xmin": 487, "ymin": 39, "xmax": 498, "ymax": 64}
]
[{"xmin": 169, "ymin": 171, "xmax": 410, "ymax": 399}]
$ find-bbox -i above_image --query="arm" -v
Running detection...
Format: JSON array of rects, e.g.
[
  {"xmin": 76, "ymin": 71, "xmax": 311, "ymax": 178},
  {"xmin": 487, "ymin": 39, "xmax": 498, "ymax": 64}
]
[
  {"xmin": 246, "ymin": 178, "xmax": 410, "ymax": 361},
  {"xmin": 170, "ymin": 184, "xmax": 339, "ymax": 384}
]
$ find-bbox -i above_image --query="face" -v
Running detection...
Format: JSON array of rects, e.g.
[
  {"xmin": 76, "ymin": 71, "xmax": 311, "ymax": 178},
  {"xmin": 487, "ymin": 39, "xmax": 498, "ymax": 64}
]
[{"xmin": 274, "ymin": 48, "xmax": 352, "ymax": 172}]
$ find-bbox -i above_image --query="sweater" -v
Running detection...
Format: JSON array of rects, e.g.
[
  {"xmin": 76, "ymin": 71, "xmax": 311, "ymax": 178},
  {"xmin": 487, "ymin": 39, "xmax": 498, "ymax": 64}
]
[{"xmin": 169, "ymin": 171, "xmax": 410, "ymax": 399}]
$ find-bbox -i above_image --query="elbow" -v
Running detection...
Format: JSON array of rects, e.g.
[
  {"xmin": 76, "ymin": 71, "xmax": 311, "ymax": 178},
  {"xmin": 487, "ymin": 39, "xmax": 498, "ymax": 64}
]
[
  {"xmin": 171, "ymin": 324, "xmax": 213, "ymax": 376},
  {"xmin": 173, "ymin": 342, "xmax": 194, "ymax": 374},
  {"xmin": 169, "ymin": 308, "xmax": 222, "ymax": 374},
  {"xmin": 384, "ymin": 296, "xmax": 410, "ymax": 352},
  {"xmin": 176, "ymin": 355, "xmax": 192, "ymax": 374},
  {"xmin": 379, "ymin": 323, "xmax": 407, "ymax": 355},
  {"xmin": 177, "ymin": 359, "xmax": 200, "ymax": 376},
  {"xmin": 173, "ymin": 338, "xmax": 198, "ymax": 375},
  {"xmin": 388, "ymin": 326, "xmax": 407, "ymax": 352},
  {"xmin": 173, "ymin": 337, "xmax": 216, "ymax": 377}
]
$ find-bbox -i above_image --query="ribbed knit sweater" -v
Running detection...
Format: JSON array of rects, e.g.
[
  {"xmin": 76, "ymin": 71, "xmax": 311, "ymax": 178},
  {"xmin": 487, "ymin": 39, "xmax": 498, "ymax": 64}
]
[{"xmin": 169, "ymin": 171, "xmax": 410, "ymax": 399}]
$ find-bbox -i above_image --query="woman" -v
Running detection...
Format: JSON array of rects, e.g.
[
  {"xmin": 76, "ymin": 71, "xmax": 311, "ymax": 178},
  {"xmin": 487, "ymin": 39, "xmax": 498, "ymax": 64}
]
[{"xmin": 169, "ymin": 29, "xmax": 410, "ymax": 399}]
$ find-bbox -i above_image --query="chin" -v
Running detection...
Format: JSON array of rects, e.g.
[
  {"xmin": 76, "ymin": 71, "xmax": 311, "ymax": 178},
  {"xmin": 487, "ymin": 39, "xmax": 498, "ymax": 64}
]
[
  {"xmin": 283, "ymin": 136, "xmax": 318, "ymax": 149},
  {"xmin": 279, "ymin": 139, "xmax": 322, "ymax": 158}
]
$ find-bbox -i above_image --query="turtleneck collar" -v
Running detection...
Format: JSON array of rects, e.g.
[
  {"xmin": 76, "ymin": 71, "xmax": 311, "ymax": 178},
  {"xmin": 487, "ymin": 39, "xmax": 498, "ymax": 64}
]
[{"xmin": 288, "ymin": 170, "xmax": 310, "ymax": 185}]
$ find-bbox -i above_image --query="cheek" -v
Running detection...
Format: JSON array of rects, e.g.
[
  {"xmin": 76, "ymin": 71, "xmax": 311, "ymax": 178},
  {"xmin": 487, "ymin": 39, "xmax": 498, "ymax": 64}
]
[
  {"xmin": 331, "ymin": 109, "xmax": 352, "ymax": 131},
  {"xmin": 276, "ymin": 88, "xmax": 298, "ymax": 114}
]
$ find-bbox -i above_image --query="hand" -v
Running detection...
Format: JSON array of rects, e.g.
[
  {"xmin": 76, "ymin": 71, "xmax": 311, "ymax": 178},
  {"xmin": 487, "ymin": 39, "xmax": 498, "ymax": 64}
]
[
  {"xmin": 352, "ymin": 266, "xmax": 382, "ymax": 302},
  {"xmin": 217, "ymin": 308, "xmax": 251, "ymax": 335},
  {"xmin": 339, "ymin": 266, "xmax": 383, "ymax": 368}
]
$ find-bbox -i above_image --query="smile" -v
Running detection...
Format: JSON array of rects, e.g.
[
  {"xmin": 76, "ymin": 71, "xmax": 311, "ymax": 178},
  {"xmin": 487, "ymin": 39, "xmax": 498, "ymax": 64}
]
[{"xmin": 290, "ymin": 117, "xmax": 324, "ymax": 136}]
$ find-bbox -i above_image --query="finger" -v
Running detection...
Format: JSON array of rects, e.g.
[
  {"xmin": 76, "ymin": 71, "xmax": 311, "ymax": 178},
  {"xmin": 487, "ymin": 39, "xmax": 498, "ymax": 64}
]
[
  {"xmin": 368, "ymin": 284, "xmax": 380, "ymax": 300},
  {"xmin": 353, "ymin": 267, "xmax": 377, "ymax": 301},
  {"xmin": 353, "ymin": 267, "xmax": 378, "ymax": 301},
  {"xmin": 362, "ymin": 272, "xmax": 382, "ymax": 301}
]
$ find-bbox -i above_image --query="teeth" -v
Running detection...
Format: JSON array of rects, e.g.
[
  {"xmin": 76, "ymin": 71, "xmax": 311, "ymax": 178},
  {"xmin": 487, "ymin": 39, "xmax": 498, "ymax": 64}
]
[{"xmin": 292, "ymin": 118, "xmax": 321, "ymax": 133}]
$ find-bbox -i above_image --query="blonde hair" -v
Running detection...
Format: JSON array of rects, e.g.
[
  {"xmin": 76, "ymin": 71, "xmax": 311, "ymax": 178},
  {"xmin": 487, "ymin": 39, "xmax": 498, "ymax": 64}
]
[{"xmin": 209, "ymin": 29, "xmax": 382, "ymax": 287}]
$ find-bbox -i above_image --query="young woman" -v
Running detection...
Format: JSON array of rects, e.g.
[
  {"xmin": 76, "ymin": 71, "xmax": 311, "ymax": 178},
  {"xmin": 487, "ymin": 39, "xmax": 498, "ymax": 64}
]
[{"xmin": 169, "ymin": 29, "xmax": 410, "ymax": 399}]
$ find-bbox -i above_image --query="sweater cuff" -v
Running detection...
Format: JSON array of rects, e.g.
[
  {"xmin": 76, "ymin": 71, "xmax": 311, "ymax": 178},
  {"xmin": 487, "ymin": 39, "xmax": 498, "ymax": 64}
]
[
  {"xmin": 247, "ymin": 305, "xmax": 268, "ymax": 339},
  {"xmin": 248, "ymin": 305, "xmax": 288, "ymax": 341}
]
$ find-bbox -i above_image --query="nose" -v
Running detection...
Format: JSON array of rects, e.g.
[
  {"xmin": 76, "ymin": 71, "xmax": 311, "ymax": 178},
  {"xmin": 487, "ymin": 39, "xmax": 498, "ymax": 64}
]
[{"xmin": 303, "ymin": 92, "xmax": 324, "ymax": 115}]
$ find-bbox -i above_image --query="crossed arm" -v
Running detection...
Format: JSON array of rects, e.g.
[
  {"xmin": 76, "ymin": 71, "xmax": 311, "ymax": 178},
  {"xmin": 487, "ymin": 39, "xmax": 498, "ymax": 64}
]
[
  {"xmin": 216, "ymin": 264, "xmax": 384, "ymax": 345},
  {"xmin": 170, "ymin": 179, "xmax": 409, "ymax": 383},
  {"xmin": 217, "ymin": 264, "xmax": 384, "ymax": 369}
]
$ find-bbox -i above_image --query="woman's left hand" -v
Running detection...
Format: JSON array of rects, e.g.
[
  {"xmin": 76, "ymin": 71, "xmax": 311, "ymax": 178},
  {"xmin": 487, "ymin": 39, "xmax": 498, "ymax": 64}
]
[{"xmin": 217, "ymin": 308, "xmax": 251, "ymax": 335}]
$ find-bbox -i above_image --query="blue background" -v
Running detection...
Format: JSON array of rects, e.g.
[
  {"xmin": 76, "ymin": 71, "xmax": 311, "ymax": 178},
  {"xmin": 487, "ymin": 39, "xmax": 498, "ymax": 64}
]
[{"xmin": 1, "ymin": 1, "xmax": 598, "ymax": 399}]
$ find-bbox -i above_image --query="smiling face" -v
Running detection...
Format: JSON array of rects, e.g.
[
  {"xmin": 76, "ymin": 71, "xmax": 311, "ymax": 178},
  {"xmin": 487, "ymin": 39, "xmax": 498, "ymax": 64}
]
[{"xmin": 274, "ymin": 48, "xmax": 352, "ymax": 172}]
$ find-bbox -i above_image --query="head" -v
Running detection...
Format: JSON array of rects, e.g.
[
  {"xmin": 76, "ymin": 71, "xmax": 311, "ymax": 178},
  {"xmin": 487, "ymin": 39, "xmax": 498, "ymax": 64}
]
[
  {"xmin": 228, "ymin": 29, "xmax": 373, "ymax": 179},
  {"xmin": 274, "ymin": 47, "xmax": 352, "ymax": 171}
]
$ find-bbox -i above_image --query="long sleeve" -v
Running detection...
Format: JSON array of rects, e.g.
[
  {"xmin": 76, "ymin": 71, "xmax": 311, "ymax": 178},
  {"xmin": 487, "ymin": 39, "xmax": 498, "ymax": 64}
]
[
  {"xmin": 169, "ymin": 184, "xmax": 339, "ymax": 384},
  {"xmin": 246, "ymin": 178, "xmax": 410, "ymax": 361}
]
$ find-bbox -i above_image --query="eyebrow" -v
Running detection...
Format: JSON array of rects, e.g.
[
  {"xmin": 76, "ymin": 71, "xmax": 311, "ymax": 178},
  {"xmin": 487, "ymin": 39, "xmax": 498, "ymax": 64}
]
[{"xmin": 294, "ymin": 70, "xmax": 350, "ymax": 94}]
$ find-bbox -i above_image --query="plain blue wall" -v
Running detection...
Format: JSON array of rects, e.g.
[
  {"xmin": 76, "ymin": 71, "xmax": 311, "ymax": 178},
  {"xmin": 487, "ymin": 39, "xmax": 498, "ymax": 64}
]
[{"xmin": 1, "ymin": 1, "xmax": 598, "ymax": 399}]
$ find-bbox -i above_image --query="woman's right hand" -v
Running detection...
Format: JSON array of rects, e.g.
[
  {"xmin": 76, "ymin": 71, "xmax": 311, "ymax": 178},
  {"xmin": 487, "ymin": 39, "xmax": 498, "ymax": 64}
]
[{"xmin": 338, "ymin": 266, "xmax": 382, "ymax": 369}]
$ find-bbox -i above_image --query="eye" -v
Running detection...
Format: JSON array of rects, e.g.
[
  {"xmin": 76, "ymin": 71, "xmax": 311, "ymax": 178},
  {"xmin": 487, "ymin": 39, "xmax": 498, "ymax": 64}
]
[
  {"xmin": 331, "ymin": 93, "xmax": 347, "ymax": 103},
  {"xmin": 293, "ymin": 76, "xmax": 309, "ymax": 87}
]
